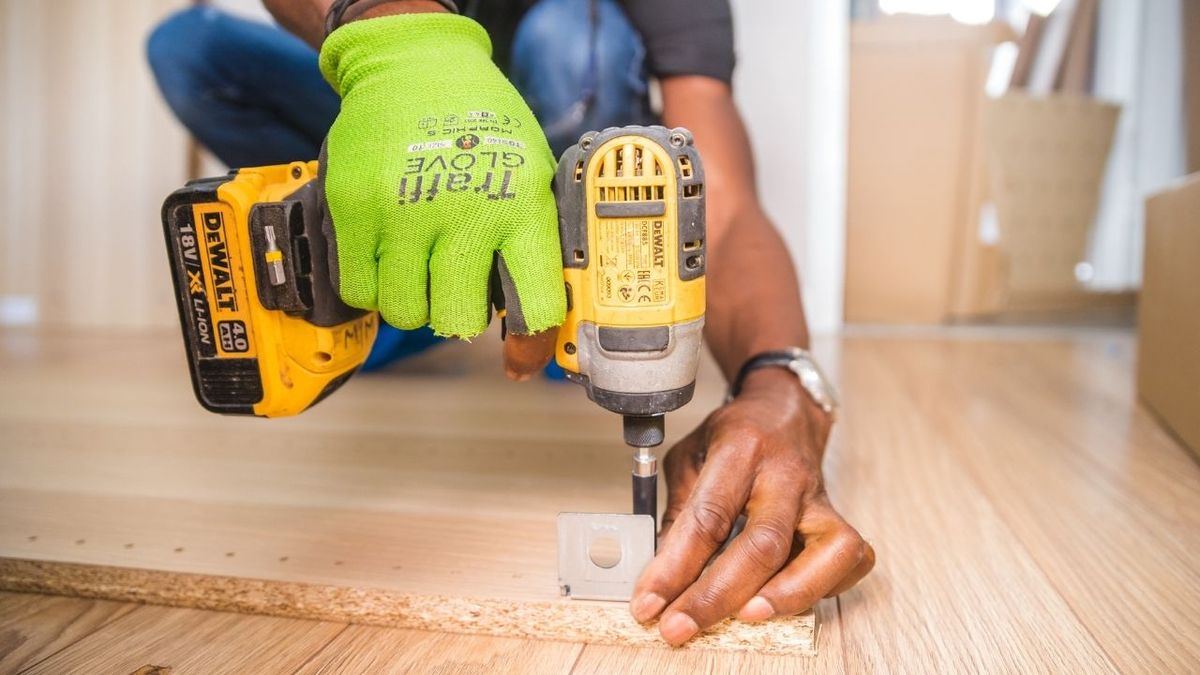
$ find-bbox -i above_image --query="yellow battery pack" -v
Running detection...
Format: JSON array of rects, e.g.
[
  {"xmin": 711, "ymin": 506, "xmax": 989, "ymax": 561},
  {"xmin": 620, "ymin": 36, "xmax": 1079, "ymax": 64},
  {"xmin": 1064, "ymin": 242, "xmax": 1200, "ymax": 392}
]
[{"xmin": 161, "ymin": 162, "xmax": 376, "ymax": 417}]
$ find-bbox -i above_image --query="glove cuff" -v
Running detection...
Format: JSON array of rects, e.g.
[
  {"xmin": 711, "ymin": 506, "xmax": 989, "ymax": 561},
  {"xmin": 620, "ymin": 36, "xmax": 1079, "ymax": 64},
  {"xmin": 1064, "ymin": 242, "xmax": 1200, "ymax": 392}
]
[
  {"xmin": 319, "ymin": 14, "xmax": 492, "ymax": 95},
  {"xmin": 325, "ymin": 0, "xmax": 460, "ymax": 37}
]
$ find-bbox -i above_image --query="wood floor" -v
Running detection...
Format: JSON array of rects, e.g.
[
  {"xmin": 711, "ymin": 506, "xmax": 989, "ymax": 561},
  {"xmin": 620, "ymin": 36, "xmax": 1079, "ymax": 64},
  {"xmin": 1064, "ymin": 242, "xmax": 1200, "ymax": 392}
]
[{"xmin": 1, "ymin": 325, "xmax": 1197, "ymax": 673}]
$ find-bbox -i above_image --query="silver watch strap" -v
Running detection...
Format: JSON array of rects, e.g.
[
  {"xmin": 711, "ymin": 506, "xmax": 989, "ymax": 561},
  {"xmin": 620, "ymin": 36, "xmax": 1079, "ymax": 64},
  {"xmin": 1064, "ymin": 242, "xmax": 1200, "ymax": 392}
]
[{"xmin": 726, "ymin": 347, "xmax": 838, "ymax": 418}]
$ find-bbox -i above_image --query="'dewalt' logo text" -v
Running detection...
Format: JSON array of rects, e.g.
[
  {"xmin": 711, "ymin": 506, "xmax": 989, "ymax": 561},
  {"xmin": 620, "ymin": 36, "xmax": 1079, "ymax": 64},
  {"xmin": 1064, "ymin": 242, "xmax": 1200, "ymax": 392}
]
[{"xmin": 202, "ymin": 212, "xmax": 238, "ymax": 313}]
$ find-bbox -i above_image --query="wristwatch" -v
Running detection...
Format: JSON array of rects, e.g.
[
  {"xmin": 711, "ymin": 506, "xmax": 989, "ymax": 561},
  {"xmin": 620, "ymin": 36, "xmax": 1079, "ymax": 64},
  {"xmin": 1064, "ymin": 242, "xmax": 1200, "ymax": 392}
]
[{"xmin": 727, "ymin": 348, "xmax": 840, "ymax": 420}]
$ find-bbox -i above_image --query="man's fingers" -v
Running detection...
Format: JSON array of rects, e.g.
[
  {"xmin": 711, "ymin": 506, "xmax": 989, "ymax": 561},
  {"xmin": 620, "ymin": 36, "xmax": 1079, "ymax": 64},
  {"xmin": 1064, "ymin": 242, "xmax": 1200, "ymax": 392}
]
[
  {"xmin": 653, "ymin": 470, "xmax": 804, "ymax": 645},
  {"xmin": 495, "ymin": 199, "xmax": 566, "ymax": 336},
  {"xmin": 629, "ymin": 433, "xmax": 755, "ymax": 624},
  {"xmin": 737, "ymin": 499, "xmax": 870, "ymax": 621},
  {"xmin": 503, "ymin": 330, "xmax": 556, "ymax": 380},
  {"xmin": 657, "ymin": 428, "xmax": 706, "ymax": 539},
  {"xmin": 825, "ymin": 540, "xmax": 875, "ymax": 598},
  {"xmin": 429, "ymin": 238, "xmax": 492, "ymax": 338}
]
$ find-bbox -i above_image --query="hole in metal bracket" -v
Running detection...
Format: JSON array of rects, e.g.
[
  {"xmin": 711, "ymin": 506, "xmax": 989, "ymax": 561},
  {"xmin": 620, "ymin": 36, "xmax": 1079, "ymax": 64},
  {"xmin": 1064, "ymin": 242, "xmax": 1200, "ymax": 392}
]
[{"xmin": 588, "ymin": 535, "xmax": 622, "ymax": 569}]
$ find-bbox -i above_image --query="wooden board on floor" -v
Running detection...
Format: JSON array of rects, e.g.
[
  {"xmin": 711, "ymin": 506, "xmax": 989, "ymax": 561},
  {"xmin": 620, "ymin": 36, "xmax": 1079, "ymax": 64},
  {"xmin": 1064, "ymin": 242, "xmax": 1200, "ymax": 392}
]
[
  {"xmin": 0, "ymin": 327, "xmax": 815, "ymax": 656},
  {"xmin": 3, "ymin": 327, "xmax": 1200, "ymax": 671}
]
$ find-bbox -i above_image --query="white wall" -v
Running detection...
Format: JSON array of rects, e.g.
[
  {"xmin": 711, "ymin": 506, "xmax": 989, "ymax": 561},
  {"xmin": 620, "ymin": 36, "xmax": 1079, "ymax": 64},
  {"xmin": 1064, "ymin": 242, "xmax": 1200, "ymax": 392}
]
[
  {"xmin": 733, "ymin": 0, "xmax": 849, "ymax": 334},
  {"xmin": 211, "ymin": 0, "xmax": 274, "ymax": 22},
  {"xmin": 0, "ymin": 0, "xmax": 849, "ymax": 333},
  {"xmin": 1089, "ymin": 0, "xmax": 1188, "ymax": 290},
  {"xmin": 0, "ymin": 0, "xmax": 190, "ymax": 329}
]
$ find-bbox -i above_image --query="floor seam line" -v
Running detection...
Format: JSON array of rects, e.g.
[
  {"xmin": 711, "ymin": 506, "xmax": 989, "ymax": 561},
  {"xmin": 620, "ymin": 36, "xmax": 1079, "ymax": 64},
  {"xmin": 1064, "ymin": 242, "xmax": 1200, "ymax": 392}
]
[
  {"xmin": 564, "ymin": 641, "xmax": 588, "ymax": 674},
  {"xmin": 16, "ymin": 597, "xmax": 137, "ymax": 675},
  {"xmin": 291, "ymin": 622, "xmax": 353, "ymax": 674}
]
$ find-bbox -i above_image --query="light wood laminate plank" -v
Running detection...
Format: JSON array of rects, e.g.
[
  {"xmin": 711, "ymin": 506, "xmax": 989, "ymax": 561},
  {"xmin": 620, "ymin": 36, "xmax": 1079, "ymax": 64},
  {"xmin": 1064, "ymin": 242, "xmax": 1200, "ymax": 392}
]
[
  {"xmin": 22, "ymin": 603, "xmax": 346, "ymax": 675},
  {"xmin": 297, "ymin": 626, "xmax": 583, "ymax": 675},
  {"xmin": 822, "ymin": 336, "xmax": 1119, "ymax": 672},
  {"xmin": 0, "ymin": 592, "xmax": 134, "ymax": 673},
  {"xmin": 908, "ymin": 337, "xmax": 1200, "ymax": 672}
]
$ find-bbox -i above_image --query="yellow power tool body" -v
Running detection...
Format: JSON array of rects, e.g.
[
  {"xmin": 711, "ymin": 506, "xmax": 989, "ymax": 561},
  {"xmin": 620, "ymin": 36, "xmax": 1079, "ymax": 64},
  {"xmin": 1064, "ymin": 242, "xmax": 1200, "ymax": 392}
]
[
  {"xmin": 160, "ymin": 126, "xmax": 704, "ymax": 451},
  {"xmin": 555, "ymin": 127, "xmax": 705, "ymax": 440},
  {"xmin": 554, "ymin": 126, "xmax": 706, "ymax": 521},
  {"xmin": 161, "ymin": 161, "xmax": 376, "ymax": 417},
  {"xmin": 162, "ymin": 127, "xmax": 703, "ymax": 597}
]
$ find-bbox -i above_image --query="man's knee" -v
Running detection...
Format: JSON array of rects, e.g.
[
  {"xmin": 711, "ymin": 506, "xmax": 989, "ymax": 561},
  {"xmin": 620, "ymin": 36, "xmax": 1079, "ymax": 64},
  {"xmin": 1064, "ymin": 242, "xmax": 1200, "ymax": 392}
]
[
  {"xmin": 148, "ymin": 6, "xmax": 213, "ymax": 81},
  {"xmin": 513, "ymin": 0, "xmax": 643, "ymax": 83},
  {"xmin": 146, "ymin": 6, "xmax": 233, "ymax": 120},
  {"xmin": 512, "ymin": 0, "xmax": 650, "ymax": 144}
]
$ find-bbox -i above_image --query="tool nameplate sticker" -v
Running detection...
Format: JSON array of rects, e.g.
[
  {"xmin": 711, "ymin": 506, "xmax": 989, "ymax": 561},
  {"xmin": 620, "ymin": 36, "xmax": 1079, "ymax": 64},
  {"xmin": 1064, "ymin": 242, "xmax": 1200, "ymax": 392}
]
[
  {"xmin": 596, "ymin": 219, "xmax": 669, "ymax": 308},
  {"xmin": 191, "ymin": 204, "xmax": 257, "ymax": 358}
]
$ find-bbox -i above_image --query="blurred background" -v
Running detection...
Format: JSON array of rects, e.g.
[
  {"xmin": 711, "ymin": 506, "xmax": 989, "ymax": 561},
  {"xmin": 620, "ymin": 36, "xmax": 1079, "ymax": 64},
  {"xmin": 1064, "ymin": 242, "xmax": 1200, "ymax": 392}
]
[{"xmin": 0, "ymin": 0, "xmax": 1194, "ymax": 335}]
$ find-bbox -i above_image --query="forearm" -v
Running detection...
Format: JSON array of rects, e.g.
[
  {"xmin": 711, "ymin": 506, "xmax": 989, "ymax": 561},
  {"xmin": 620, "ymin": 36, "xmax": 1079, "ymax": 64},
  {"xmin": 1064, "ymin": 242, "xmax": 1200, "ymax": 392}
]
[
  {"xmin": 660, "ymin": 77, "xmax": 810, "ymax": 381},
  {"xmin": 263, "ymin": 0, "xmax": 447, "ymax": 49}
]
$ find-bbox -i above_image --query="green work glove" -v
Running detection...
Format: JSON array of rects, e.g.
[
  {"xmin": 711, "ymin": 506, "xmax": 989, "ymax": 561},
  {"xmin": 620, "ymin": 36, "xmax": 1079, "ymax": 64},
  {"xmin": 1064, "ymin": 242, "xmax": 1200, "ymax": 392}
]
[{"xmin": 318, "ymin": 13, "xmax": 564, "ymax": 338}]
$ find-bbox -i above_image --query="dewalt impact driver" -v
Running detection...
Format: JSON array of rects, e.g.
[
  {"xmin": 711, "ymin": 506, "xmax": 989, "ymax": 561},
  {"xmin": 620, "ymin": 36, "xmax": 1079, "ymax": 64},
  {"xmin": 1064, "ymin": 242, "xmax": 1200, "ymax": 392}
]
[{"xmin": 162, "ymin": 126, "xmax": 705, "ymax": 523}]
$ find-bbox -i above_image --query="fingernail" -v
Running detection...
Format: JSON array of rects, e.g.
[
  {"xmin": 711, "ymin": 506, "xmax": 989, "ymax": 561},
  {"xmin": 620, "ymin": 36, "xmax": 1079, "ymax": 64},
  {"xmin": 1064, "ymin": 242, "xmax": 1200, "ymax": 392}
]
[
  {"xmin": 738, "ymin": 596, "xmax": 775, "ymax": 622},
  {"xmin": 659, "ymin": 612, "xmax": 700, "ymax": 645},
  {"xmin": 630, "ymin": 593, "xmax": 666, "ymax": 622}
]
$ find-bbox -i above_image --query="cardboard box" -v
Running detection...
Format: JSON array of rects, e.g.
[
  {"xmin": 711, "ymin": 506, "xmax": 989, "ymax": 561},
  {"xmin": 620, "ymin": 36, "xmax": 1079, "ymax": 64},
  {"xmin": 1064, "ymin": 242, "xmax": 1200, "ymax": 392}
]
[
  {"xmin": 1186, "ymin": 0, "xmax": 1200, "ymax": 173},
  {"xmin": 1139, "ymin": 173, "xmax": 1200, "ymax": 456},
  {"xmin": 844, "ymin": 18, "xmax": 1013, "ymax": 323},
  {"xmin": 983, "ymin": 94, "xmax": 1119, "ymax": 309}
]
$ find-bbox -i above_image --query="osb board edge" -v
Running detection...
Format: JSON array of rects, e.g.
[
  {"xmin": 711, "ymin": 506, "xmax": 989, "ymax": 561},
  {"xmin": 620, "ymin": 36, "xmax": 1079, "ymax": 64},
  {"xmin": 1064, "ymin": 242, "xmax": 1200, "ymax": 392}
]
[{"xmin": 0, "ymin": 557, "xmax": 816, "ymax": 657}]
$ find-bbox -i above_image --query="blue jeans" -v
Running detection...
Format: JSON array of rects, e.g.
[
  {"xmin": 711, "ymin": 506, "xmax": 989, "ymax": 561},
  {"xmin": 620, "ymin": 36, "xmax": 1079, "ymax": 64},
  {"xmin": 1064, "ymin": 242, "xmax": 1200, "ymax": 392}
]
[{"xmin": 147, "ymin": 0, "xmax": 653, "ymax": 369}]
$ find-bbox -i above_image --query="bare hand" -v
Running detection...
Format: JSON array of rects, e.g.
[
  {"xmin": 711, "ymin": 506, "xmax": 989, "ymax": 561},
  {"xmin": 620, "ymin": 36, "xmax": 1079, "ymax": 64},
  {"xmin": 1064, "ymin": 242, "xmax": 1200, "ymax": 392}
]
[
  {"xmin": 503, "ymin": 330, "xmax": 557, "ymax": 381},
  {"xmin": 629, "ymin": 368, "xmax": 875, "ymax": 645}
]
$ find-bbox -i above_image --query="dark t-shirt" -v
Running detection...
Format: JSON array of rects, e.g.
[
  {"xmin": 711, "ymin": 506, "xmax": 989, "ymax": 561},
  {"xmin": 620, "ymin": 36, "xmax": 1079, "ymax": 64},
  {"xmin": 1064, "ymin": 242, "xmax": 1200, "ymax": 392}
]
[{"xmin": 462, "ymin": 0, "xmax": 735, "ymax": 83}]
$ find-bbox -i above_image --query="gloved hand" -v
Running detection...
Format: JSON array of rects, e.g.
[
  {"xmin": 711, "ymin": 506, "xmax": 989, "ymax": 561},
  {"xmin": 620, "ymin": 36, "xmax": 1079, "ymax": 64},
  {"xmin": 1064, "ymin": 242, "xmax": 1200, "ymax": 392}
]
[{"xmin": 318, "ymin": 13, "xmax": 565, "ymax": 342}]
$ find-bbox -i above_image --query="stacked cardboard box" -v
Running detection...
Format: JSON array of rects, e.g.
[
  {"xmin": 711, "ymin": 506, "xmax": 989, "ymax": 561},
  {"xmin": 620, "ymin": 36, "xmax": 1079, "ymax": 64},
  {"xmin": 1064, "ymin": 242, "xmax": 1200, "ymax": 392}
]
[{"xmin": 1138, "ymin": 174, "xmax": 1200, "ymax": 456}]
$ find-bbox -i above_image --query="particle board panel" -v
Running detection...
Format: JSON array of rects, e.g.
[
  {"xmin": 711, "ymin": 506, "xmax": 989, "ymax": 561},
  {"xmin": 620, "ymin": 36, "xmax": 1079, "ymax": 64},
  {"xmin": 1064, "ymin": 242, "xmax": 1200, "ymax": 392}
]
[
  {"xmin": 570, "ymin": 608, "xmax": 839, "ymax": 675},
  {"xmin": 0, "ymin": 329, "xmax": 816, "ymax": 656},
  {"xmin": 0, "ymin": 559, "xmax": 817, "ymax": 657},
  {"xmin": 0, "ymin": 591, "xmax": 136, "ymax": 673}
]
